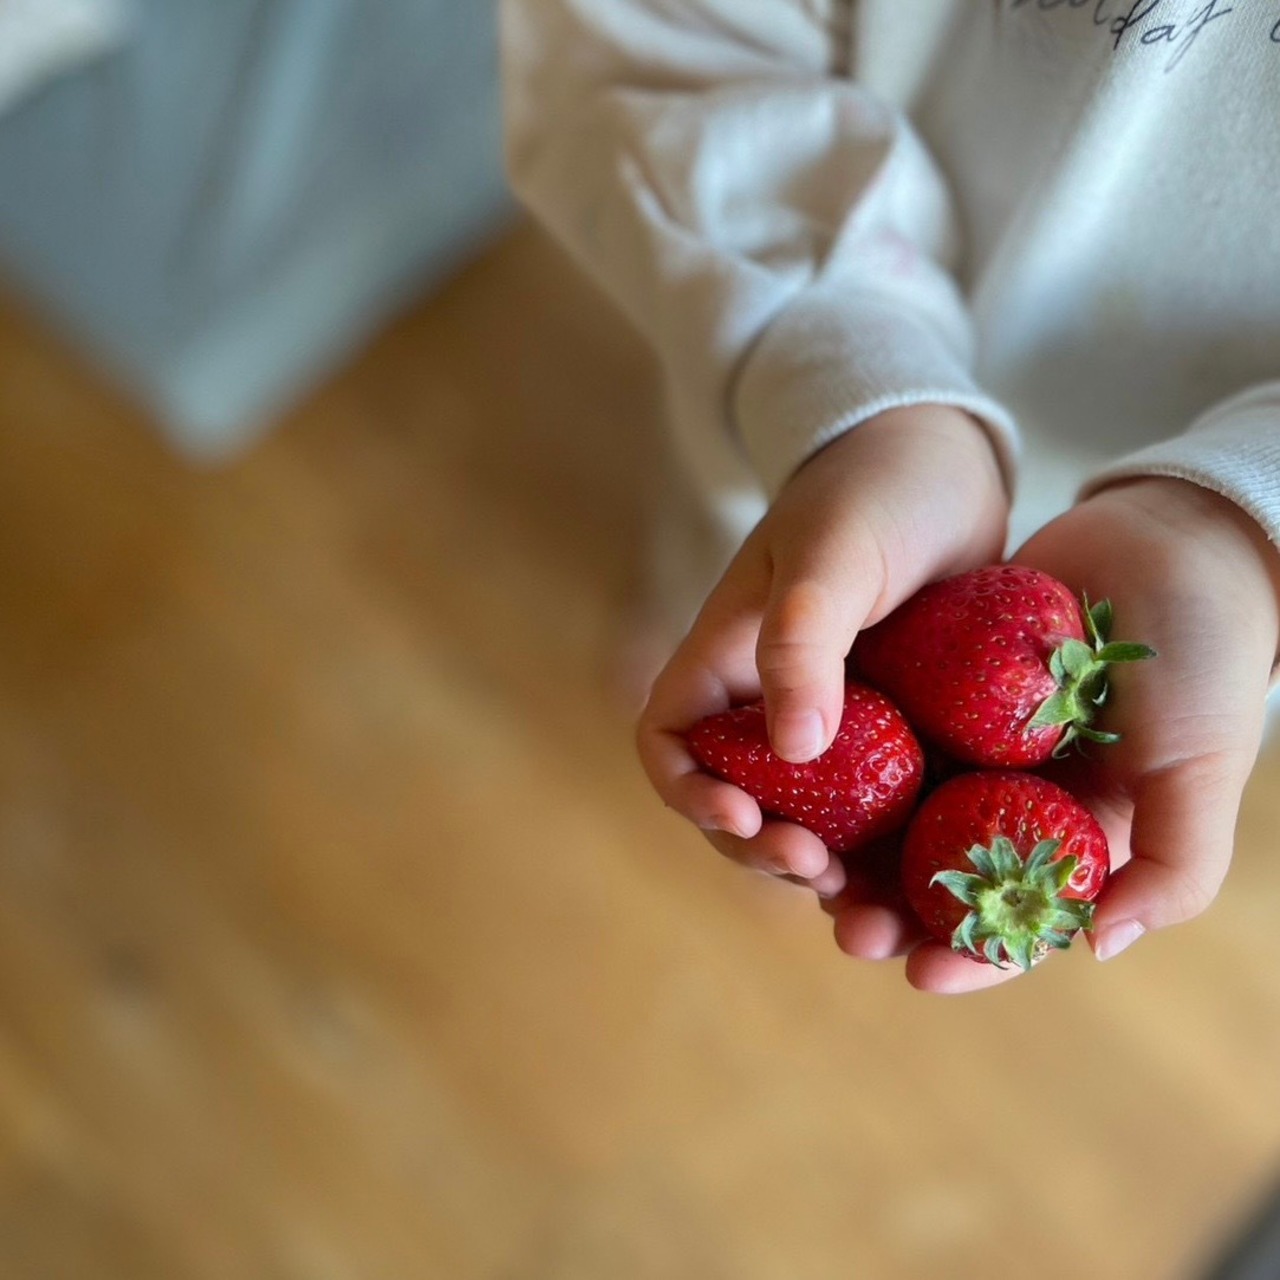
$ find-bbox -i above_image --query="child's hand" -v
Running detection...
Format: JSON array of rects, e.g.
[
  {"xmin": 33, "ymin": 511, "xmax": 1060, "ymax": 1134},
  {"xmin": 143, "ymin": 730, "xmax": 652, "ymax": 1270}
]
[
  {"xmin": 636, "ymin": 405, "xmax": 1009, "ymax": 897},
  {"xmin": 900, "ymin": 477, "xmax": 1280, "ymax": 993}
]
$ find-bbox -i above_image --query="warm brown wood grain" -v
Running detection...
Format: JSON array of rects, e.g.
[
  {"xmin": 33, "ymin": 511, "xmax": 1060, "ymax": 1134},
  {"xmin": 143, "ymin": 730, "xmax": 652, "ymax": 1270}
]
[{"xmin": 0, "ymin": 224, "xmax": 1276, "ymax": 1280}]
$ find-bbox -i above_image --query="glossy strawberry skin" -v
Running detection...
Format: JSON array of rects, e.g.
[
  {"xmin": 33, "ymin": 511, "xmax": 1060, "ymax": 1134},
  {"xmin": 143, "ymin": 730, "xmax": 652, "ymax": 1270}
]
[
  {"xmin": 686, "ymin": 681, "xmax": 925, "ymax": 855},
  {"xmin": 853, "ymin": 565, "xmax": 1087, "ymax": 767},
  {"xmin": 901, "ymin": 771, "xmax": 1109, "ymax": 957}
]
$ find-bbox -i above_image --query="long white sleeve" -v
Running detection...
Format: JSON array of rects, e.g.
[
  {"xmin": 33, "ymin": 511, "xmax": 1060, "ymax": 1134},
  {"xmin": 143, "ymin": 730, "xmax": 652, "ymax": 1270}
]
[
  {"xmin": 503, "ymin": 1, "xmax": 1280, "ymax": 562},
  {"xmin": 1083, "ymin": 385, "xmax": 1280, "ymax": 546},
  {"xmin": 499, "ymin": 0, "xmax": 1018, "ymax": 501}
]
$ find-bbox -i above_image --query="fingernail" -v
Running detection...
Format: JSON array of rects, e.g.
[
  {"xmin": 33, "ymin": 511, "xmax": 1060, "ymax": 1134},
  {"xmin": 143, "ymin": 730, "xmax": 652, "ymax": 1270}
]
[
  {"xmin": 1094, "ymin": 919, "xmax": 1145, "ymax": 962},
  {"xmin": 775, "ymin": 710, "xmax": 825, "ymax": 763},
  {"xmin": 700, "ymin": 814, "xmax": 744, "ymax": 838},
  {"xmin": 787, "ymin": 850, "xmax": 828, "ymax": 880}
]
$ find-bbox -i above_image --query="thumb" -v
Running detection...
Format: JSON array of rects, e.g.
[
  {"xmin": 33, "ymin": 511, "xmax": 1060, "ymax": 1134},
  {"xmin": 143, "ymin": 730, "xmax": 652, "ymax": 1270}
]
[
  {"xmin": 1090, "ymin": 751, "xmax": 1252, "ymax": 961},
  {"xmin": 756, "ymin": 570, "xmax": 881, "ymax": 763}
]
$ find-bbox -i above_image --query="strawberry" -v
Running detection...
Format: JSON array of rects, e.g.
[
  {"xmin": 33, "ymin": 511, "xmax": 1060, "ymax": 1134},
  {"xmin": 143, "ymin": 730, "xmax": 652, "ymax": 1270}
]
[
  {"xmin": 686, "ymin": 680, "xmax": 925, "ymax": 855},
  {"xmin": 901, "ymin": 771, "xmax": 1109, "ymax": 970},
  {"xmin": 853, "ymin": 564, "xmax": 1155, "ymax": 767}
]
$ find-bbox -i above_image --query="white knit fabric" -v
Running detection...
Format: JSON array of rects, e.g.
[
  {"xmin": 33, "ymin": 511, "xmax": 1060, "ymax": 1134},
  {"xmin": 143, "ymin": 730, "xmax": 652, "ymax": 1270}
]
[{"xmin": 501, "ymin": 0, "xmax": 1280, "ymax": 549}]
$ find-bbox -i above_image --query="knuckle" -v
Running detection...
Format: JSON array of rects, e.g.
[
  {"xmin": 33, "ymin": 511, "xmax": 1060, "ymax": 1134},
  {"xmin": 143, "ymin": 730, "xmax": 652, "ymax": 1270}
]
[
  {"xmin": 1159, "ymin": 722, "xmax": 1256, "ymax": 772},
  {"xmin": 754, "ymin": 638, "xmax": 818, "ymax": 690},
  {"xmin": 1166, "ymin": 869, "xmax": 1219, "ymax": 924},
  {"xmin": 757, "ymin": 582, "xmax": 831, "ymax": 680},
  {"xmin": 771, "ymin": 579, "xmax": 831, "ymax": 634}
]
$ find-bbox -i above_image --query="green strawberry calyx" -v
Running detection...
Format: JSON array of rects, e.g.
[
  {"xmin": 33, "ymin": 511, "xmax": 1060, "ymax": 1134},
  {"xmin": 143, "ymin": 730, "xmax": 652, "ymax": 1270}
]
[
  {"xmin": 931, "ymin": 836, "xmax": 1096, "ymax": 972},
  {"xmin": 1029, "ymin": 595, "xmax": 1156, "ymax": 757}
]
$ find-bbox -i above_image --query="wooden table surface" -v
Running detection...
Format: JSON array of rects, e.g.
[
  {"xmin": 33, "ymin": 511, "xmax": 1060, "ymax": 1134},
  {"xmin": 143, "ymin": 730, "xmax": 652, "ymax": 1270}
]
[{"xmin": 0, "ymin": 225, "xmax": 1277, "ymax": 1280}]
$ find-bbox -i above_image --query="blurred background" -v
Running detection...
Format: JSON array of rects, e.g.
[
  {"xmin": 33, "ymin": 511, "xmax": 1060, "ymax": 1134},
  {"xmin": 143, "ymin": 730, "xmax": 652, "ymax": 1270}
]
[{"xmin": 0, "ymin": 2, "xmax": 1278, "ymax": 1278}]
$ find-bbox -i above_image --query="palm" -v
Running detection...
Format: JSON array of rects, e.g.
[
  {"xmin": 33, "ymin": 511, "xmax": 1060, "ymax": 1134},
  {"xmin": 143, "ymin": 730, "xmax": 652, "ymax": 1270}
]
[{"xmin": 832, "ymin": 478, "xmax": 1277, "ymax": 993}]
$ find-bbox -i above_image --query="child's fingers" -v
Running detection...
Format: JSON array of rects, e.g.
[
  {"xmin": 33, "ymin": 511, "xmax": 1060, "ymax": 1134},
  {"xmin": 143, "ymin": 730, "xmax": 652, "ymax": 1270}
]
[
  {"xmin": 635, "ymin": 593, "xmax": 766, "ymax": 830},
  {"xmin": 636, "ymin": 659, "xmax": 762, "ymax": 835},
  {"xmin": 1087, "ymin": 748, "xmax": 1252, "ymax": 961},
  {"xmin": 648, "ymin": 748, "xmax": 765, "ymax": 839},
  {"xmin": 904, "ymin": 942, "xmax": 1029, "ymax": 993},
  {"xmin": 756, "ymin": 567, "xmax": 881, "ymax": 763},
  {"xmin": 650, "ymin": 608, "xmax": 766, "ymax": 719},
  {"xmin": 831, "ymin": 903, "xmax": 923, "ymax": 960},
  {"xmin": 796, "ymin": 857, "xmax": 850, "ymax": 899},
  {"xmin": 704, "ymin": 822, "xmax": 844, "ymax": 886},
  {"xmin": 823, "ymin": 840, "xmax": 923, "ymax": 957}
]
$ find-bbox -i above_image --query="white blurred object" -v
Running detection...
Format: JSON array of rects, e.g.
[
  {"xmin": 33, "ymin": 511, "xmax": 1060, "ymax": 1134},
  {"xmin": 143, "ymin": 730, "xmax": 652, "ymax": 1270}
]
[
  {"xmin": 0, "ymin": 0, "xmax": 510, "ymax": 458},
  {"xmin": 0, "ymin": 0, "xmax": 131, "ymax": 114}
]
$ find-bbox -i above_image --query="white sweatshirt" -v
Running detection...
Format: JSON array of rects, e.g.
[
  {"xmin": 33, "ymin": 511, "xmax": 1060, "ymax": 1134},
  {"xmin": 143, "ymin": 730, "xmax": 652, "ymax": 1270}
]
[{"xmin": 499, "ymin": 0, "xmax": 1280, "ymax": 552}]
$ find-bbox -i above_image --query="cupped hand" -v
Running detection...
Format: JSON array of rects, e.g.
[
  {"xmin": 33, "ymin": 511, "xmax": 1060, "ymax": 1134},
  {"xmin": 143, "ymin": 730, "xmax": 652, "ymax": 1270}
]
[
  {"xmin": 636, "ymin": 404, "xmax": 1009, "ymax": 897},
  {"xmin": 897, "ymin": 477, "xmax": 1280, "ymax": 993}
]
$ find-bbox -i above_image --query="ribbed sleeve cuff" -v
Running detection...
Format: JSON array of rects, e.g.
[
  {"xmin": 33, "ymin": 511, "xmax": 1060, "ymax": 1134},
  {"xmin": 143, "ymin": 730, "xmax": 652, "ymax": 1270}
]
[
  {"xmin": 1081, "ymin": 383, "xmax": 1280, "ymax": 550},
  {"xmin": 731, "ymin": 281, "xmax": 1020, "ymax": 498}
]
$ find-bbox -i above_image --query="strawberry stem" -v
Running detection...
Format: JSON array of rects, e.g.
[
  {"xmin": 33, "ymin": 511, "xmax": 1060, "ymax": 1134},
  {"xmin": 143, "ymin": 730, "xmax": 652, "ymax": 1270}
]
[
  {"xmin": 1029, "ymin": 592, "xmax": 1156, "ymax": 756},
  {"xmin": 932, "ymin": 836, "xmax": 1096, "ymax": 970}
]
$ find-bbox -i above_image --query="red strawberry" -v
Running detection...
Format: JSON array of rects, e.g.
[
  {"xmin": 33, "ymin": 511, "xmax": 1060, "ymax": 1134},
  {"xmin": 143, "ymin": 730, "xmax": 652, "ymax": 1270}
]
[
  {"xmin": 686, "ymin": 680, "xmax": 925, "ymax": 855},
  {"xmin": 853, "ymin": 564, "xmax": 1155, "ymax": 767},
  {"xmin": 901, "ymin": 771, "xmax": 1109, "ymax": 970}
]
